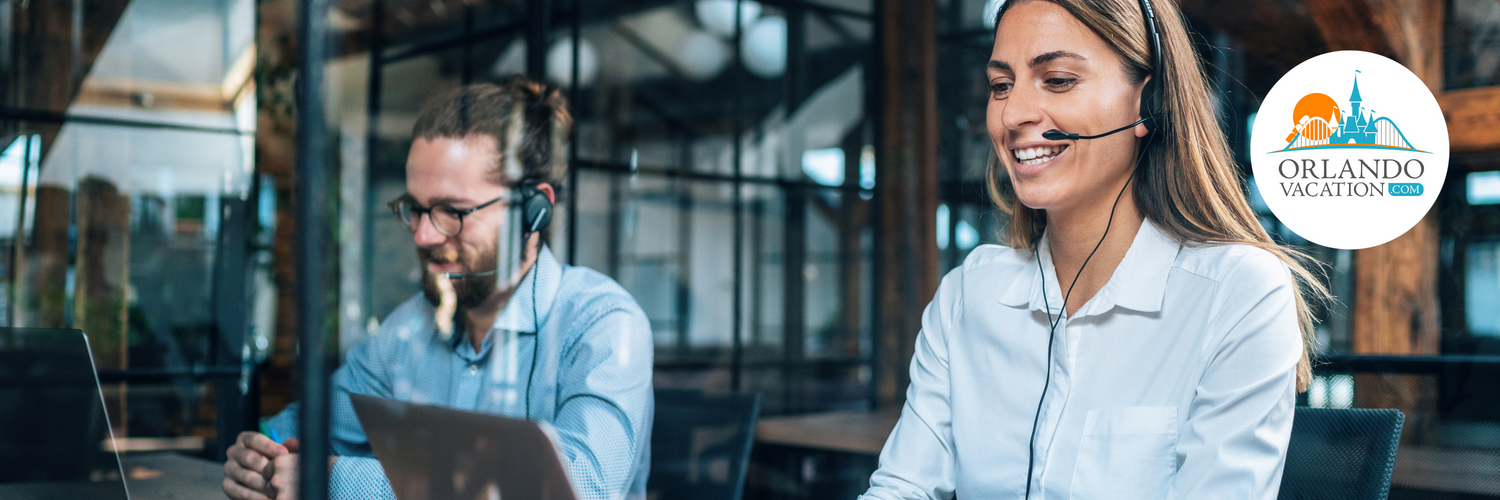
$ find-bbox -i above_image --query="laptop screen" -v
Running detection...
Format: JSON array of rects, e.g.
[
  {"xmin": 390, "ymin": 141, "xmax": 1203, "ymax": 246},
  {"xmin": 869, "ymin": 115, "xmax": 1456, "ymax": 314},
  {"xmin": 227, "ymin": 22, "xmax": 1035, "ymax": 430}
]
[{"xmin": 0, "ymin": 328, "xmax": 130, "ymax": 500}]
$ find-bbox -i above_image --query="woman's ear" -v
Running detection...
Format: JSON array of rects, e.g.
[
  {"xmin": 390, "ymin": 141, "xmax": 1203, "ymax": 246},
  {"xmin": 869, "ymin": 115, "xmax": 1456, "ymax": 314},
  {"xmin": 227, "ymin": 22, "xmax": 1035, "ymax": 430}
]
[{"xmin": 1135, "ymin": 75, "xmax": 1154, "ymax": 138}]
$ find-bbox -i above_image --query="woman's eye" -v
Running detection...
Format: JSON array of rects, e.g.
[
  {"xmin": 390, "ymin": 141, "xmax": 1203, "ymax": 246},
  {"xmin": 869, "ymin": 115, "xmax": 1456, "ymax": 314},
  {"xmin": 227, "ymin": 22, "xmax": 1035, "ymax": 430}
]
[
  {"xmin": 989, "ymin": 82, "xmax": 1012, "ymax": 99},
  {"xmin": 1044, "ymin": 77, "xmax": 1077, "ymax": 90}
]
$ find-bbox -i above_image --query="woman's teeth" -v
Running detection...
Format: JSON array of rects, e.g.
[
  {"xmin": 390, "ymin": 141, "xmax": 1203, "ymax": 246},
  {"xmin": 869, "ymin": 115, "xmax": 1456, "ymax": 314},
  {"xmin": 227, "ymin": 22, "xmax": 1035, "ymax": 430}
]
[{"xmin": 1014, "ymin": 145, "xmax": 1067, "ymax": 166}]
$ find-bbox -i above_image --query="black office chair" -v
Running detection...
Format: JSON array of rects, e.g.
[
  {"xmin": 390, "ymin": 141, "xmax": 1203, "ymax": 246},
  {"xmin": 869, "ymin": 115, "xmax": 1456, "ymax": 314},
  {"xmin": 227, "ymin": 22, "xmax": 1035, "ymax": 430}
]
[
  {"xmin": 1278, "ymin": 407, "xmax": 1405, "ymax": 500},
  {"xmin": 647, "ymin": 389, "xmax": 762, "ymax": 500}
]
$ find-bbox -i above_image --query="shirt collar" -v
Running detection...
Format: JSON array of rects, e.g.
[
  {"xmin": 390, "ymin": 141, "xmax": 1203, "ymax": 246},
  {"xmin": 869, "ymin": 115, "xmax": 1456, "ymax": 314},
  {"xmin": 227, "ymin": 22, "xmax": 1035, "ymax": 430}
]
[
  {"xmin": 997, "ymin": 218, "xmax": 1181, "ymax": 316},
  {"xmin": 449, "ymin": 245, "xmax": 563, "ymax": 350}
]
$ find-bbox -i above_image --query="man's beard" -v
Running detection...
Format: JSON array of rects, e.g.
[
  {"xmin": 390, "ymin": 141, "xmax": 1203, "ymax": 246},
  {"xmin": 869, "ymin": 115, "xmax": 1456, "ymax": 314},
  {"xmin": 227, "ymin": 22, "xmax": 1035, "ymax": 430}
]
[{"xmin": 420, "ymin": 245, "xmax": 498, "ymax": 310}]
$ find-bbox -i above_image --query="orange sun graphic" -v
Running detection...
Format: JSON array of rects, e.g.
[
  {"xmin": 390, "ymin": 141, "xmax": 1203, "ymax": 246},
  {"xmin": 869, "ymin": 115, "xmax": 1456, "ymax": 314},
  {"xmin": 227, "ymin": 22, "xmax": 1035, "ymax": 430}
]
[{"xmin": 1286, "ymin": 93, "xmax": 1342, "ymax": 142}]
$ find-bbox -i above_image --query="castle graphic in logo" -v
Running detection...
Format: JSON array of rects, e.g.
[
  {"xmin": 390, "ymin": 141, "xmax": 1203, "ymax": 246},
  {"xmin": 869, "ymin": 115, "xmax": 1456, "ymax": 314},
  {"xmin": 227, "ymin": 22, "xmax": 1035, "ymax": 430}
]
[{"xmin": 1271, "ymin": 70, "xmax": 1428, "ymax": 154}]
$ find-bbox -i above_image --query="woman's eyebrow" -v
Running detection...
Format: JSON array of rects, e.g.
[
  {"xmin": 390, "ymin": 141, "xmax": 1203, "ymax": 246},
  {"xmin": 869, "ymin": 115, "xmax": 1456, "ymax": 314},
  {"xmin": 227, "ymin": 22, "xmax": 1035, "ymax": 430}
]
[
  {"xmin": 987, "ymin": 50, "xmax": 1086, "ymax": 72},
  {"xmin": 1030, "ymin": 50, "xmax": 1086, "ymax": 67}
]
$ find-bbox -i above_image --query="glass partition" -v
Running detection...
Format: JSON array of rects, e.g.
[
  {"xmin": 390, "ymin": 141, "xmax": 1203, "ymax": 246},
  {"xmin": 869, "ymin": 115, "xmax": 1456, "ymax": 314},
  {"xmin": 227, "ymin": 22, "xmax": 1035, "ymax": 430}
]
[{"xmin": 0, "ymin": 0, "xmax": 259, "ymax": 459}]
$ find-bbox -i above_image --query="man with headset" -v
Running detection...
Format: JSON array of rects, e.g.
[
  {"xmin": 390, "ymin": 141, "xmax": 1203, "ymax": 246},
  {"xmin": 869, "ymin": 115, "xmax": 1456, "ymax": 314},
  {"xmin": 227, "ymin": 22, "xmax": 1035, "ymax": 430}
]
[{"xmin": 222, "ymin": 77, "xmax": 654, "ymax": 500}]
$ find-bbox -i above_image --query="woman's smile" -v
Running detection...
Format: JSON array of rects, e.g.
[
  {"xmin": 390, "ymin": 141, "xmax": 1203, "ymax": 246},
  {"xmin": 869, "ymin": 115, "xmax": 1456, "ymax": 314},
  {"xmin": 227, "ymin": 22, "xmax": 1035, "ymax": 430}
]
[{"xmin": 1010, "ymin": 142, "xmax": 1070, "ymax": 174}]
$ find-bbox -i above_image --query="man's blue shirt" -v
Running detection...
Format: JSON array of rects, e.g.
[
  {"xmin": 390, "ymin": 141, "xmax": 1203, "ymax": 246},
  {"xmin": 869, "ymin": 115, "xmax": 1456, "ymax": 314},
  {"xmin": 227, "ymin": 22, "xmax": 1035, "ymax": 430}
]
[{"xmin": 266, "ymin": 246, "xmax": 654, "ymax": 500}]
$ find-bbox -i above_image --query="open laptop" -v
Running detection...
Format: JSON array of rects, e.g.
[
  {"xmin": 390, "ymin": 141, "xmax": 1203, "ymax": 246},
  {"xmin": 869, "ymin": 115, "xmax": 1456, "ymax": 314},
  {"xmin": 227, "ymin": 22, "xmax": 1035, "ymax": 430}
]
[
  {"xmin": 350, "ymin": 393, "xmax": 579, "ymax": 500},
  {"xmin": 0, "ymin": 328, "xmax": 130, "ymax": 500}
]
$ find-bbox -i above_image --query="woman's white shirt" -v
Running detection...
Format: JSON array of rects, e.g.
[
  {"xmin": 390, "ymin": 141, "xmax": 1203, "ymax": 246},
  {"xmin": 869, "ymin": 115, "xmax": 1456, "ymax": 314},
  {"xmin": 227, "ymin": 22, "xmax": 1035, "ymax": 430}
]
[{"xmin": 860, "ymin": 219, "xmax": 1302, "ymax": 500}]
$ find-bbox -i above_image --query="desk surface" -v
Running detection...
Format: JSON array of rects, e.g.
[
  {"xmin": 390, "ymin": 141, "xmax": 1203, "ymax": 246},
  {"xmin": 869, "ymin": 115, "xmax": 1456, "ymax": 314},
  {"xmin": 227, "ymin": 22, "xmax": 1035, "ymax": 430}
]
[
  {"xmin": 121, "ymin": 452, "xmax": 226, "ymax": 500},
  {"xmin": 755, "ymin": 408, "xmax": 902, "ymax": 455},
  {"xmin": 0, "ymin": 452, "xmax": 224, "ymax": 500}
]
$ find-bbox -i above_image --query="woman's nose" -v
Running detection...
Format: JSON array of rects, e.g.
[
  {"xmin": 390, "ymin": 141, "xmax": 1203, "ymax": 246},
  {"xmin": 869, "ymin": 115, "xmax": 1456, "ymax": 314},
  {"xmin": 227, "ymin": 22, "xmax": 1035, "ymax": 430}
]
[{"xmin": 1001, "ymin": 85, "xmax": 1046, "ymax": 132}]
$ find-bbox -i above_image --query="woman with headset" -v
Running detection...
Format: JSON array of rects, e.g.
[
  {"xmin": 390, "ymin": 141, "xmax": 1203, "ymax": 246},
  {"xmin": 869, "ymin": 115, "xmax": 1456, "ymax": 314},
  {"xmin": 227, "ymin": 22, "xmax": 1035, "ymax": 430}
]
[{"xmin": 860, "ymin": 0, "xmax": 1327, "ymax": 498}]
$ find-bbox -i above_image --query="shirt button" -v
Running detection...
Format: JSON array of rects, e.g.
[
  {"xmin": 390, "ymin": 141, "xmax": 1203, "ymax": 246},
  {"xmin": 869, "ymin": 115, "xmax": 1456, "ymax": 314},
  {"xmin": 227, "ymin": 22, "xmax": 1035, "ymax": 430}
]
[{"xmin": 468, "ymin": 364, "xmax": 479, "ymax": 375}]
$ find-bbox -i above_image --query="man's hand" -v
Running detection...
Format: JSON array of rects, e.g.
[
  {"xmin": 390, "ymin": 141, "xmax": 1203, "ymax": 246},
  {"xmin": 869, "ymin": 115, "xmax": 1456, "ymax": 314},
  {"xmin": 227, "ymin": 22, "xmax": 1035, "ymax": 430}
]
[
  {"xmin": 262, "ymin": 438, "xmax": 339, "ymax": 500},
  {"xmin": 223, "ymin": 431, "xmax": 288, "ymax": 500},
  {"xmin": 266, "ymin": 438, "xmax": 299, "ymax": 500}
]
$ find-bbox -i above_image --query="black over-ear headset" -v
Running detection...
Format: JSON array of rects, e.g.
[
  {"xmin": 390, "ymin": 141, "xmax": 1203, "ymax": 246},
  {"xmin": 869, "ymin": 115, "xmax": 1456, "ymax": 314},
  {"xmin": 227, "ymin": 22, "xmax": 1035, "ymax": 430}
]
[
  {"xmin": 518, "ymin": 180, "xmax": 554, "ymax": 235},
  {"xmin": 1019, "ymin": 0, "xmax": 1163, "ymax": 498}
]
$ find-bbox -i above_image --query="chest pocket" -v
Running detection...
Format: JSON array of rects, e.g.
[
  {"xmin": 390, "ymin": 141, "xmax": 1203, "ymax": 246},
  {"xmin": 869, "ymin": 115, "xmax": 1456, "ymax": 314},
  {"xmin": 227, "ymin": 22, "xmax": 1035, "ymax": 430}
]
[{"xmin": 1070, "ymin": 406, "xmax": 1179, "ymax": 500}]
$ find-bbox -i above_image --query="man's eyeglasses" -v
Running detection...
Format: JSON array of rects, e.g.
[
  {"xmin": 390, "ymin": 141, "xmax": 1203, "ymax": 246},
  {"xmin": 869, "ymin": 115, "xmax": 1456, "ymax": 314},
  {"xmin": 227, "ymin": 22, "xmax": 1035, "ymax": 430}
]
[{"xmin": 388, "ymin": 195, "xmax": 509, "ymax": 237}]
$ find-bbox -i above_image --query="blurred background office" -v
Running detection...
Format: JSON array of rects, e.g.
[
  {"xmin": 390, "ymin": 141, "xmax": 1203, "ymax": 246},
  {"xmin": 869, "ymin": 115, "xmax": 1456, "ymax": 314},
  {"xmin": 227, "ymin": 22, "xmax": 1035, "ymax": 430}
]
[{"xmin": 0, "ymin": 0, "xmax": 1498, "ymax": 498}]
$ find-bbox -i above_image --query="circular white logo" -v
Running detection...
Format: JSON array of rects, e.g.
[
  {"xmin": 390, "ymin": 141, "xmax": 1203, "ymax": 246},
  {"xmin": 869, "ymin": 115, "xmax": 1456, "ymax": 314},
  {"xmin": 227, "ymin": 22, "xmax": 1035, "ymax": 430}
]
[{"xmin": 1250, "ymin": 50, "xmax": 1448, "ymax": 250}]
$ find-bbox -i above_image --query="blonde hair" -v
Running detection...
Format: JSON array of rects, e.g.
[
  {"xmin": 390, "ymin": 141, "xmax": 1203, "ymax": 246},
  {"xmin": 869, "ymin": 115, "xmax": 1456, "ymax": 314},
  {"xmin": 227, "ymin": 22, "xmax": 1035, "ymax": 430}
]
[{"xmin": 989, "ymin": 0, "xmax": 1329, "ymax": 391}]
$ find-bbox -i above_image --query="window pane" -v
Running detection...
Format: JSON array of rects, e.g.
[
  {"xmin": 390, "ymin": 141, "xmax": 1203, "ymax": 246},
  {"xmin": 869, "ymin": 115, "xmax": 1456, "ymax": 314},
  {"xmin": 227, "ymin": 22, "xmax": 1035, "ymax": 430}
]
[
  {"xmin": 1445, "ymin": 0, "xmax": 1500, "ymax": 90},
  {"xmin": 1467, "ymin": 242, "xmax": 1500, "ymax": 337}
]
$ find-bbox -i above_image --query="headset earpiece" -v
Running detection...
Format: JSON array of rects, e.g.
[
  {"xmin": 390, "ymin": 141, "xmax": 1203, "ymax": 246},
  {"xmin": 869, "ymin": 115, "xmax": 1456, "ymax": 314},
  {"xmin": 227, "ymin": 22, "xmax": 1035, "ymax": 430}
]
[
  {"xmin": 1140, "ymin": 77, "xmax": 1160, "ymax": 136},
  {"xmin": 519, "ymin": 181, "xmax": 553, "ymax": 235}
]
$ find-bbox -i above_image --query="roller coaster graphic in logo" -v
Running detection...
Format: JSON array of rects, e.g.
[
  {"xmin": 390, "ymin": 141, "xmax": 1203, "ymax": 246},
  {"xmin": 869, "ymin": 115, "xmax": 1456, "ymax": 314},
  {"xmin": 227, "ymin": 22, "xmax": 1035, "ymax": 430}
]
[
  {"xmin": 1272, "ymin": 71, "xmax": 1427, "ymax": 154},
  {"xmin": 1250, "ymin": 50, "xmax": 1448, "ymax": 250}
]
